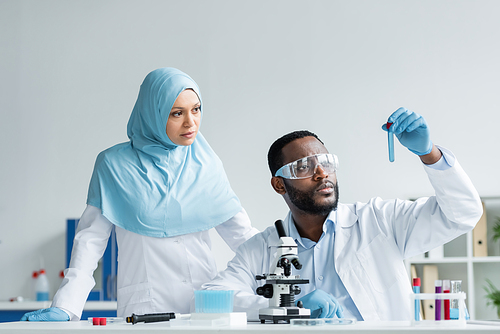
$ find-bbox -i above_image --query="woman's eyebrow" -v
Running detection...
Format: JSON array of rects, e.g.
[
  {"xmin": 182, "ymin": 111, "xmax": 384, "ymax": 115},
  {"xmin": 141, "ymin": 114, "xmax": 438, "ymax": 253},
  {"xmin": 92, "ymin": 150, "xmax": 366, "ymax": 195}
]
[{"xmin": 172, "ymin": 102, "xmax": 200, "ymax": 110}]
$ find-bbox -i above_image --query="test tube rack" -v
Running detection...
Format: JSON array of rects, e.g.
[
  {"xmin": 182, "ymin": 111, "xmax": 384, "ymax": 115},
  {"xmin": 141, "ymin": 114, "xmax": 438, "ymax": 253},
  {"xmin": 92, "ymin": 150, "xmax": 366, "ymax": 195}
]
[{"xmin": 410, "ymin": 292, "xmax": 466, "ymax": 327}]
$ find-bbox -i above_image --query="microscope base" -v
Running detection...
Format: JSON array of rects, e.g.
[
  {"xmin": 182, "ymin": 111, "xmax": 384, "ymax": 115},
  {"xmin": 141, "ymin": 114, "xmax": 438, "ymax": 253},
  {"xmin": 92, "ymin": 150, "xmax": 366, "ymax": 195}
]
[{"xmin": 258, "ymin": 307, "xmax": 310, "ymax": 324}]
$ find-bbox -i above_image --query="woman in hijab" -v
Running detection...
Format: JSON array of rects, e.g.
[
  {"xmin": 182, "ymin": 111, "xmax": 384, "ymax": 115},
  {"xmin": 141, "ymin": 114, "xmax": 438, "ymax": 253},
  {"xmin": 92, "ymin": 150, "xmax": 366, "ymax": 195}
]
[{"xmin": 21, "ymin": 68, "xmax": 258, "ymax": 321}]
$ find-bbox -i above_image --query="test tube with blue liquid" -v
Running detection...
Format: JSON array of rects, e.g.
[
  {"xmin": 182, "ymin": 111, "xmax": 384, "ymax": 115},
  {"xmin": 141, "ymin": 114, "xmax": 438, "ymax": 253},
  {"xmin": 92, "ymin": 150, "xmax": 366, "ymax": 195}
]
[
  {"xmin": 450, "ymin": 280, "xmax": 467, "ymax": 320},
  {"xmin": 412, "ymin": 278, "xmax": 420, "ymax": 321},
  {"xmin": 386, "ymin": 122, "xmax": 394, "ymax": 162}
]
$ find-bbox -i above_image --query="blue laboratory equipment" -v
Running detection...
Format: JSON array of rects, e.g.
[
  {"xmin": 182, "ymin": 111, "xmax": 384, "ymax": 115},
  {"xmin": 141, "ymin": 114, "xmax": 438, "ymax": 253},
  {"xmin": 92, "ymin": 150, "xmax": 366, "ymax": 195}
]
[
  {"xmin": 387, "ymin": 122, "xmax": 394, "ymax": 162},
  {"xmin": 413, "ymin": 278, "xmax": 420, "ymax": 321},
  {"xmin": 194, "ymin": 290, "xmax": 234, "ymax": 313}
]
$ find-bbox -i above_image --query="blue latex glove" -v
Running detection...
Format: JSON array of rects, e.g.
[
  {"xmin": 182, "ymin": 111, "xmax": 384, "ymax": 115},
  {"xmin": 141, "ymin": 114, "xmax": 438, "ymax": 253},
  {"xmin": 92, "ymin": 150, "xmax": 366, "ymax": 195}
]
[
  {"xmin": 297, "ymin": 289, "xmax": 344, "ymax": 319},
  {"xmin": 381, "ymin": 107, "xmax": 433, "ymax": 156},
  {"xmin": 20, "ymin": 307, "xmax": 70, "ymax": 321}
]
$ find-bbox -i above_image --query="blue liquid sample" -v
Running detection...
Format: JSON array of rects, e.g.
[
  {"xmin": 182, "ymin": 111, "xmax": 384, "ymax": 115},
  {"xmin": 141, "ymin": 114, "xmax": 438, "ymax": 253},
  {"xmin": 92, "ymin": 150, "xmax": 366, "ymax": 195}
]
[
  {"xmin": 388, "ymin": 131, "xmax": 394, "ymax": 162},
  {"xmin": 413, "ymin": 285, "xmax": 420, "ymax": 321},
  {"xmin": 36, "ymin": 292, "xmax": 49, "ymax": 301}
]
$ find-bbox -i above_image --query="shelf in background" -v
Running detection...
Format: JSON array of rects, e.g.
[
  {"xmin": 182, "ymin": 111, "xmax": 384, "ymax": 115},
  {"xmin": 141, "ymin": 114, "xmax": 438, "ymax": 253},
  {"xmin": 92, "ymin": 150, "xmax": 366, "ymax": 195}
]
[
  {"xmin": 407, "ymin": 256, "xmax": 500, "ymax": 264},
  {"xmin": 405, "ymin": 194, "xmax": 500, "ymax": 321}
]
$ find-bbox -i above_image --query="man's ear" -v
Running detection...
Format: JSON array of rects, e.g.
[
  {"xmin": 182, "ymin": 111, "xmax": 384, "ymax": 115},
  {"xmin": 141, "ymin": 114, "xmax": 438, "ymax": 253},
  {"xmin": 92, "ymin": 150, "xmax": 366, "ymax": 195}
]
[{"xmin": 271, "ymin": 176, "xmax": 286, "ymax": 195}]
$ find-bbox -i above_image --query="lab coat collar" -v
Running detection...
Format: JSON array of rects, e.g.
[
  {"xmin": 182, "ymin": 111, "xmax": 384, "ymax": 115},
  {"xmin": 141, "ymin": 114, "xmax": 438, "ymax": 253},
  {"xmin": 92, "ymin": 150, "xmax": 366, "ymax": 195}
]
[
  {"xmin": 266, "ymin": 203, "xmax": 358, "ymax": 249},
  {"xmin": 336, "ymin": 203, "xmax": 358, "ymax": 228},
  {"xmin": 334, "ymin": 203, "xmax": 359, "ymax": 265},
  {"xmin": 265, "ymin": 204, "xmax": 359, "ymax": 285},
  {"xmin": 288, "ymin": 211, "xmax": 336, "ymax": 249}
]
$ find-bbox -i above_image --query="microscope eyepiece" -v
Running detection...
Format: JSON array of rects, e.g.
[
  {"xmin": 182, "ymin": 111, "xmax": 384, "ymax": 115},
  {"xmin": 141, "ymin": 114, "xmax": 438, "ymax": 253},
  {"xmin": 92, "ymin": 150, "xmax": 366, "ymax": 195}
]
[{"xmin": 275, "ymin": 220, "xmax": 287, "ymax": 238}]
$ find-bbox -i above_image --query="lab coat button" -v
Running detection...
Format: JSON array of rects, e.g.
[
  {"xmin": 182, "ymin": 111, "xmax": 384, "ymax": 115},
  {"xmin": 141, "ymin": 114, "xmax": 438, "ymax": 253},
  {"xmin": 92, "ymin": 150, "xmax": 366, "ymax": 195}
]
[{"xmin": 318, "ymin": 275, "xmax": 323, "ymax": 281}]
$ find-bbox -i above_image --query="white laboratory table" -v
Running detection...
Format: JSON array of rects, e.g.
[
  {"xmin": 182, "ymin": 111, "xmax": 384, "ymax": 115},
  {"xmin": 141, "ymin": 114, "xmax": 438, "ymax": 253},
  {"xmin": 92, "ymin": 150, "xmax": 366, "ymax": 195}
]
[
  {"xmin": 0, "ymin": 301, "xmax": 117, "ymax": 323},
  {"xmin": 1, "ymin": 321, "xmax": 499, "ymax": 334}
]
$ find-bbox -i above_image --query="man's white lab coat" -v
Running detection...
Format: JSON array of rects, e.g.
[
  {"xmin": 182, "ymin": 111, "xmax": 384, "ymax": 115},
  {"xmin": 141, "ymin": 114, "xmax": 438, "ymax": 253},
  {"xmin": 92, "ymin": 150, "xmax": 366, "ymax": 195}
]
[{"xmin": 203, "ymin": 154, "xmax": 482, "ymax": 321}]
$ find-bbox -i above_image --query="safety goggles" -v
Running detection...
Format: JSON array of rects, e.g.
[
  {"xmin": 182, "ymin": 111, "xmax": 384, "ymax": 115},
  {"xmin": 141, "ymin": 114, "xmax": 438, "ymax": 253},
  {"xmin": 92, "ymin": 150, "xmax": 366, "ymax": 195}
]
[{"xmin": 275, "ymin": 153, "xmax": 338, "ymax": 179}]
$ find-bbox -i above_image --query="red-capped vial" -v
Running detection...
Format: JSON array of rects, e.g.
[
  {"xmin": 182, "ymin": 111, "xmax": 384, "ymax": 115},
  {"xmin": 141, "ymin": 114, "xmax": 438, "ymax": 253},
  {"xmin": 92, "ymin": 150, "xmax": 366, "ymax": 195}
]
[
  {"xmin": 35, "ymin": 269, "xmax": 50, "ymax": 301},
  {"xmin": 413, "ymin": 278, "xmax": 421, "ymax": 287}
]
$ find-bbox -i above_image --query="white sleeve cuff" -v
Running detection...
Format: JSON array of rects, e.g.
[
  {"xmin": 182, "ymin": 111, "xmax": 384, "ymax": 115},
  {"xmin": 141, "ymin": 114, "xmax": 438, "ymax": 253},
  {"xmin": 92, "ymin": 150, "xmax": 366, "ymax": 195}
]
[
  {"xmin": 56, "ymin": 306, "xmax": 78, "ymax": 321},
  {"xmin": 423, "ymin": 145, "xmax": 455, "ymax": 170}
]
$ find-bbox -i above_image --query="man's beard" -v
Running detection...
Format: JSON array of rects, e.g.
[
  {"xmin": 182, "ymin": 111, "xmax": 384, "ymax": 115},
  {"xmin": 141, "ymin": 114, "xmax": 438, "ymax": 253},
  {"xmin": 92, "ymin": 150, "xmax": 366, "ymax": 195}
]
[{"xmin": 284, "ymin": 180, "xmax": 339, "ymax": 216}]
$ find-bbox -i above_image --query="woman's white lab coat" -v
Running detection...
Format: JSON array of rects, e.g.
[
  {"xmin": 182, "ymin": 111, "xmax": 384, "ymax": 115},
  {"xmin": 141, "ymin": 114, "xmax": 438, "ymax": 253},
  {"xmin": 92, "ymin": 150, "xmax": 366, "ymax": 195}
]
[
  {"xmin": 203, "ymin": 155, "xmax": 482, "ymax": 321},
  {"xmin": 51, "ymin": 206, "xmax": 258, "ymax": 320}
]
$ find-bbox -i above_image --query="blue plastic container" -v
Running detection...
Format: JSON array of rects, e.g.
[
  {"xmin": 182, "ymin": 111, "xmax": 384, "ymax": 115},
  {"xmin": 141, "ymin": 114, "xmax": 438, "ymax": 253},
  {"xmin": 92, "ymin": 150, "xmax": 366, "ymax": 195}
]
[{"xmin": 194, "ymin": 290, "xmax": 234, "ymax": 313}]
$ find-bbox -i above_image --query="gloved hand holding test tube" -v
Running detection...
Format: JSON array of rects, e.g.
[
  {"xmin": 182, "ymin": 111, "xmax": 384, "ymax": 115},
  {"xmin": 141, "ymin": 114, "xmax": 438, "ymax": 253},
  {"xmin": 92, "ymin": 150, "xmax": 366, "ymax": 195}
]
[{"xmin": 382, "ymin": 108, "xmax": 433, "ymax": 162}]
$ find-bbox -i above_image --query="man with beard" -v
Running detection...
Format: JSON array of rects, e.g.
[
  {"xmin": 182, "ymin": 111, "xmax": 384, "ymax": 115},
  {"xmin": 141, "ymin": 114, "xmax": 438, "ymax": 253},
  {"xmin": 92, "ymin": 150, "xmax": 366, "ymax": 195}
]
[{"xmin": 202, "ymin": 108, "xmax": 482, "ymax": 321}]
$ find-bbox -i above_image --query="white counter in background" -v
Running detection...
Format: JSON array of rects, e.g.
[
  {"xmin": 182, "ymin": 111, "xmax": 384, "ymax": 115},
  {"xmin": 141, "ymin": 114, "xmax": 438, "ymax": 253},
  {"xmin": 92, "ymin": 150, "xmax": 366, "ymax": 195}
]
[
  {"xmin": 0, "ymin": 301, "xmax": 117, "ymax": 311},
  {"xmin": 1, "ymin": 321, "xmax": 499, "ymax": 334}
]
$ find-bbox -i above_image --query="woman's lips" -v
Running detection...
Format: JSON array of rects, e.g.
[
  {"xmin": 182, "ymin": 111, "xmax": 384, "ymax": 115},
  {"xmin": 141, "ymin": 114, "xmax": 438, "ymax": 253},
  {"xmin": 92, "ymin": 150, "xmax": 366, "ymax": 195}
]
[{"xmin": 181, "ymin": 131, "xmax": 195, "ymax": 138}]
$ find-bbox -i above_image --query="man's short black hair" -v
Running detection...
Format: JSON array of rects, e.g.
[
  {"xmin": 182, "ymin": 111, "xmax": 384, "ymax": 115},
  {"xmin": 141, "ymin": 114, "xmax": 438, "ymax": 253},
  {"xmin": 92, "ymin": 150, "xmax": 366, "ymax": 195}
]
[{"xmin": 267, "ymin": 130, "xmax": 324, "ymax": 176}]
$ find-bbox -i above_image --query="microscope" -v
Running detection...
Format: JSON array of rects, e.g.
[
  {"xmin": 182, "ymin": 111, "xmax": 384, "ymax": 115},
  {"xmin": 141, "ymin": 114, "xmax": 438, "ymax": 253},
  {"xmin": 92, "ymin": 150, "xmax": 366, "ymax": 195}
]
[{"xmin": 255, "ymin": 220, "xmax": 310, "ymax": 323}]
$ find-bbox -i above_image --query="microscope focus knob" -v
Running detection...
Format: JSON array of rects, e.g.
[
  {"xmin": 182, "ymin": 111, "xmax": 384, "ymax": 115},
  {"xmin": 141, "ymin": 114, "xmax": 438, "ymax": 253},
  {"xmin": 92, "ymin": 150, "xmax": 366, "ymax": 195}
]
[
  {"xmin": 291, "ymin": 257, "xmax": 302, "ymax": 270},
  {"xmin": 256, "ymin": 284, "xmax": 274, "ymax": 299},
  {"xmin": 291, "ymin": 285, "xmax": 301, "ymax": 295}
]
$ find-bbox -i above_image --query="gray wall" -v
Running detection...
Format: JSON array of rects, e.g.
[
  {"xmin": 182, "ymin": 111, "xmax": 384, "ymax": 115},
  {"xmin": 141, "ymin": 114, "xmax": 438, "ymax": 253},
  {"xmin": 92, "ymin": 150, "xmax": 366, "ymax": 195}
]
[{"xmin": 1, "ymin": 0, "xmax": 499, "ymax": 317}]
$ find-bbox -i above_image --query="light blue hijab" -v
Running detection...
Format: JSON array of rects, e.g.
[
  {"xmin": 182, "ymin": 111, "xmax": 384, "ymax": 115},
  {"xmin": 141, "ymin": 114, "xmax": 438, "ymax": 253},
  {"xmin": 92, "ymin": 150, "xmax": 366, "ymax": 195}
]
[{"xmin": 87, "ymin": 68, "xmax": 242, "ymax": 237}]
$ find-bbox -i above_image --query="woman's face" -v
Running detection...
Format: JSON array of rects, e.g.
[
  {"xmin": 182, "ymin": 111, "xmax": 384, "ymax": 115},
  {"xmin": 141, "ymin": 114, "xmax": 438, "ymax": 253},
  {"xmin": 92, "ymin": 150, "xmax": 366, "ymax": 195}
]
[{"xmin": 166, "ymin": 89, "xmax": 201, "ymax": 146}]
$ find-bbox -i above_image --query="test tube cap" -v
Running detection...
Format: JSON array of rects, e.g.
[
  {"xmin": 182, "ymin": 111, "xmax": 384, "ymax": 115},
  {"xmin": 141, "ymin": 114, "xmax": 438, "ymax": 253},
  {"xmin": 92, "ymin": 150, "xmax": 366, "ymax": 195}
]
[
  {"xmin": 451, "ymin": 280, "xmax": 462, "ymax": 293},
  {"xmin": 413, "ymin": 278, "xmax": 420, "ymax": 286}
]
